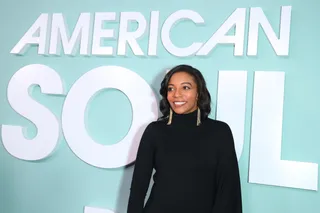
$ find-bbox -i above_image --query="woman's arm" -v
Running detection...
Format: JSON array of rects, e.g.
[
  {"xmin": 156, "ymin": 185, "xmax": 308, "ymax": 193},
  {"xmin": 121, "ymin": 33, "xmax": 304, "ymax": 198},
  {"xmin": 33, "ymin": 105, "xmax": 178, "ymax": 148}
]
[
  {"xmin": 127, "ymin": 123, "xmax": 156, "ymax": 213},
  {"xmin": 212, "ymin": 122, "xmax": 243, "ymax": 213}
]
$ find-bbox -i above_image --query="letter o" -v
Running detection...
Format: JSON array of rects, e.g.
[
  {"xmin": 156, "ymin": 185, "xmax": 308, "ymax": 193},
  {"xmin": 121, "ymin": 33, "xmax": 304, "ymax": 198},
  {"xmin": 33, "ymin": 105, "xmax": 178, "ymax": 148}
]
[{"xmin": 62, "ymin": 66, "xmax": 158, "ymax": 168}]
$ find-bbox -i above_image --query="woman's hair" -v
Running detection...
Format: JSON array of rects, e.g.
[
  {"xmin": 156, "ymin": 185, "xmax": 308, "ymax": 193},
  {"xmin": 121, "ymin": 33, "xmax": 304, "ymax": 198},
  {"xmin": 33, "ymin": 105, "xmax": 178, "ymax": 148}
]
[{"xmin": 158, "ymin": 64, "xmax": 211, "ymax": 120}]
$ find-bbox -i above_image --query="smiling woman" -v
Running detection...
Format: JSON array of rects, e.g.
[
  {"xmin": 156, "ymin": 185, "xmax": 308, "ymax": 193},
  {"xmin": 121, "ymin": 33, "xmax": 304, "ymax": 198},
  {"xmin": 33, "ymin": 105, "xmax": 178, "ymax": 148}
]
[
  {"xmin": 166, "ymin": 71, "xmax": 198, "ymax": 115},
  {"xmin": 127, "ymin": 64, "xmax": 243, "ymax": 213},
  {"xmin": 159, "ymin": 64, "xmax": 211, "ymax": 125}
]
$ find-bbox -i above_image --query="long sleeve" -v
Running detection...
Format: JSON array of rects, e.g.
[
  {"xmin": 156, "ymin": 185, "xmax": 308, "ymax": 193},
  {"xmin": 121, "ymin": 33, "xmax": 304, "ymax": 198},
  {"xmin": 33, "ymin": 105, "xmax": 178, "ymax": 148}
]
[
  {"xmin": 127, "ymin": 123, "xmax": 156, "ymax": 213},
  {"xmin": 212, "ymin": 122, "xmax": 243, "ymax": 213}
]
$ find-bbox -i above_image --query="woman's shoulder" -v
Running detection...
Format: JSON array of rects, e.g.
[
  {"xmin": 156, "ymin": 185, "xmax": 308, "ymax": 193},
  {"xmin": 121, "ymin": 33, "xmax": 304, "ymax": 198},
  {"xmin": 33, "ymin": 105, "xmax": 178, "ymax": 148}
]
[
  {"xmin": 143, "ymin": 118, "xmax": 168, "ymax": 132},
  {"xmin": 204, "ymin": 117, "xmax": 231, "ymax": 129}
]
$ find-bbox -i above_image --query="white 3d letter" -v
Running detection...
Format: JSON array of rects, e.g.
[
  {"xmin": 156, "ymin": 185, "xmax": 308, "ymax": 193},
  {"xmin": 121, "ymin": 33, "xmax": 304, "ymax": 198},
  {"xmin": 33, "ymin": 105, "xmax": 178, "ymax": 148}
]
[
  {"xmin": 197, "ymin": 8, "xmax": 246, "ymax": 56},
  {"xmin": 118, "ymin": 12, "xmax": 147, "ymax": 56},
  {"xmin": 1, "ymin": 64, "xmax": 64, "ymax": 160},
  {"xmin": 10, "ymin": 14, "xmax": 49, "ymax": 55},
  {"xmin": 62, "ymin": 65, "xmax": 158, "ymax": 168},
  {"xmin": 161, "ymin": 10, "xmax": 204, "ymax": 57},
  {"xmin": 49, "ymin": 13, "xmax": 90, "ymax": 55},
  {"xmin": 216, "ymin": 71, "xmax": 247, "ymax": 160},
  {"xmin": 247, "ymin": 6, "xmax": 292, "ymax": 56},
  {"xmin": 249, "ymin": 71, "xmax": 318, "ymax": 191}
]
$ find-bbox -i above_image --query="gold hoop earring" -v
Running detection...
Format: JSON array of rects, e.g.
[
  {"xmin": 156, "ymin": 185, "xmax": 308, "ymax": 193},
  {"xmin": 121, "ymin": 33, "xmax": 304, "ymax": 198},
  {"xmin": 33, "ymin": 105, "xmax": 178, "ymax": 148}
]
[
  {"xmin": 196, "ymin": 108, "xmax": 201, "ymax": 126},
  {"xmin": 167, "ymin": 108, "xmax": 173, "ymax": 125}
]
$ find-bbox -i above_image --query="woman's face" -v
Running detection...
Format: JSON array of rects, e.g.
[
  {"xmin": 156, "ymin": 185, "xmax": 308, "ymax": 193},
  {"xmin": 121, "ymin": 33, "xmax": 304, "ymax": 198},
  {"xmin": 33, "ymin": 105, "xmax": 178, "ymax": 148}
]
[{"xmin": 167, "ymin": 72, "xmax": 198, "ymax": 114}]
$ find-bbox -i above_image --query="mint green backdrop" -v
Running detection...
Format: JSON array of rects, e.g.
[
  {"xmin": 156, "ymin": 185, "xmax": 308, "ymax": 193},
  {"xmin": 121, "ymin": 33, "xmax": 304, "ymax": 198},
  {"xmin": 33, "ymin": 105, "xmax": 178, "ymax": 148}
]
[{"xmin": 1, "ymin": 0, "xmax": 319, "ymax": 213}]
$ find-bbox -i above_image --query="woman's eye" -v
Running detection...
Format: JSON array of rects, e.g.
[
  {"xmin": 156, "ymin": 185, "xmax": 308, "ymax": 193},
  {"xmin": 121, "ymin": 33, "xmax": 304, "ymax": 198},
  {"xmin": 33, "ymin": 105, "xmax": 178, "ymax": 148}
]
[
  {"xmin": 168, "ymin": 87, "xmax": 174, "ymax": 91},
  {"xmin": 183, "ymin": 86, "xmax": 190, "ymax": 90}
]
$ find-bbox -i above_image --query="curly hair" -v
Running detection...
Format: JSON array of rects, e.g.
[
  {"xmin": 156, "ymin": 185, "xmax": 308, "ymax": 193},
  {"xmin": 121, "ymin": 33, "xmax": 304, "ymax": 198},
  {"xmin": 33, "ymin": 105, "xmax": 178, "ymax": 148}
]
[{"xmin": 158, "ymin": 64, "xmax": 211, "ymax": 120}]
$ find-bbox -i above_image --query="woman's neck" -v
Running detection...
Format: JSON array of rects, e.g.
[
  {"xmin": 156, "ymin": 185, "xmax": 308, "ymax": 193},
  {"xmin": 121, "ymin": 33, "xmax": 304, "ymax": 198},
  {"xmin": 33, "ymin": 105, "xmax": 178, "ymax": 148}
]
[{"xmin": 169, "ymin": 109, "xmax": 200, "ymax": 127}]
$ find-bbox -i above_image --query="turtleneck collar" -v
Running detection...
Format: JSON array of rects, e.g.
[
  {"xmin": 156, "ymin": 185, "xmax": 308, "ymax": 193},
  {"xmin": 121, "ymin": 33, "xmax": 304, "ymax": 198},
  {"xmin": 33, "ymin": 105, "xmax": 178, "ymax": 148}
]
[{"xmin": 169, "ymin": 109, "xmax": 200, "ymax": 127}]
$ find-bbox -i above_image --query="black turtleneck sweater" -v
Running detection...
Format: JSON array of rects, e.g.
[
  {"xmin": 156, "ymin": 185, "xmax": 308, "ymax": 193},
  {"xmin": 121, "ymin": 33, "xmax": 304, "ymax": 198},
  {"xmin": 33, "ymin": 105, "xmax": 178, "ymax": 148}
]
[{"xmin": 127, "ymin": 110, "xmax": 242, "ymax": 213}]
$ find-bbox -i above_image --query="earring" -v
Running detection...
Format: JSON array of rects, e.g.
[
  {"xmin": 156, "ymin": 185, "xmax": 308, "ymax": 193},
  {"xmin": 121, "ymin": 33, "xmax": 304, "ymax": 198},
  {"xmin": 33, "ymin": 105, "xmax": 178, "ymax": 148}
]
[
  {"xmin": 167, "ymin": 108, "xmax": 173, "ymax": 125},
  {"xmin": 196, "ymin": 108, "xmax": 201, "ymax": 126}
]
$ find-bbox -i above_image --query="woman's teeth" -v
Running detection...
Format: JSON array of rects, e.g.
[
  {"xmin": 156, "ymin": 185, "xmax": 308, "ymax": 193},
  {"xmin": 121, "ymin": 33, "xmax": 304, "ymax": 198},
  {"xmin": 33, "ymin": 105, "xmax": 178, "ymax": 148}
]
[{"xmin": 174, "ymin": 102, "xmax": 186, "ymax": 106}]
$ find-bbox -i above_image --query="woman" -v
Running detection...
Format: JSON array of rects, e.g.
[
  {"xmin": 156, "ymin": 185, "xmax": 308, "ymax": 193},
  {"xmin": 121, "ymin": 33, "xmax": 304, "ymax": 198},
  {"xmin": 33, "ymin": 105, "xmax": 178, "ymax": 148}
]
[{"xmin": 127, "ymin": 64, "xmax": 242, "ymax": 213}]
